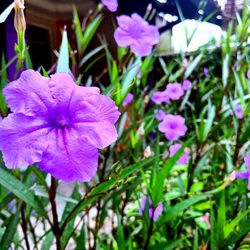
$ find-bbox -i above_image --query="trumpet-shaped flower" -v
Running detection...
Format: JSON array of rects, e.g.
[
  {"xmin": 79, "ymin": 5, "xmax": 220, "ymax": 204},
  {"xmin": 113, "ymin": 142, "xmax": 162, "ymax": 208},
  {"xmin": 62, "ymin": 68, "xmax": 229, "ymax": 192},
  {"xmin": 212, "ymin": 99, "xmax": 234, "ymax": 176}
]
[
  {"xmin": 166, "ymin": 83, "xmax": 184, "ymax": 101},
  {"xmin": 101, "ymin": 0, "xmax": 118, "ymax": 12},
  {"xmin": 0, "ymin": 70, "xmax": 120, "ymax": 182},
  {"xmin": 235, "ymin": 154, "xmax": 250, "ymax": 190},
  {"xmin": 159, "ymin": 114, "xmax": 187, "ymax": 141},
  {"xmin": 114, "ymin": 13, "xmax": 160, "ymax": 57},
  {"xmin": 139, "ymin": 195, "xmax": 163, "ymax": 221}
]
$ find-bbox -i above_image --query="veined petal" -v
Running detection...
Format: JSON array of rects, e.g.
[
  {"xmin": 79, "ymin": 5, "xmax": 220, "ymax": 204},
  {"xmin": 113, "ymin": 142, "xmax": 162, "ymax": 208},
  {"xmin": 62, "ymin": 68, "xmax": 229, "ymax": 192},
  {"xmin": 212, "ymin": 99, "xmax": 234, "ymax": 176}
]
[
  {"xmin": 114, "ymin": 28, "xmax": 133, "ymax": 46},
  {"xmin": 3, "ymin": 70, "xmax": 52, "ymax": 116},
  {"xmin": 0, "ymin": 114, "xmax": 49, "ymax": 168},
  {"xmin": 130, "ymin": 42, "xmax": 153, "ymax": 57},
  {"xmin": 38, "ymin": 129, "xmax": 98, "ymax": 182},
  {"xmin": 116, "ymin": 15, "xmax": 131, "ymax": 30},
  {"xmin": 71, "ymin": 94, "xmax": 120, "ymax": 148}
]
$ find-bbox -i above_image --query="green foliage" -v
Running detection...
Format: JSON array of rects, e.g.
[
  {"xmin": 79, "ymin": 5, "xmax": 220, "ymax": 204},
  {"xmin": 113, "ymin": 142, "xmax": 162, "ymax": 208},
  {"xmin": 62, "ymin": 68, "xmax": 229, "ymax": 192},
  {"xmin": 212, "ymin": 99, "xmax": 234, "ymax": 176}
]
[{"xmin": 0, "ymin": 2, "xmax": 249, "ymax": 250}]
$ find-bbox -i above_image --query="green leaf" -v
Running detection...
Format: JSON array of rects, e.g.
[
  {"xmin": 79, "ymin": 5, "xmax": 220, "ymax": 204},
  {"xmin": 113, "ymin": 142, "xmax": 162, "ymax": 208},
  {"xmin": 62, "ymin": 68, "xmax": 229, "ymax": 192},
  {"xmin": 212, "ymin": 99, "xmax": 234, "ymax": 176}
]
[
  {"xmin": 0, "ymin": 2, "xmax": 14, "ymax": 23},
  {"xmin": 162, "ymin": 195, "xmax": 208, "ymax": 222},
  {"xmin": 82, "ymin": 15, "xmax": 103, "ymax": 52},
  {"xmin": 184, "ymin": 54, "xmax": 202, "ymax": 79},
  {"xmin": 153, "ymin": 138, "xmax": 193, "ymax": 205},
  {"xmin": 56, "ymin": 28, "xmax": 70, "ymax": 73},
  {"xmin": 224, "ymin": 208, "xmax": 250, "ymax": 238},
  {"xmin": 73, "ymin": 6, "xmax": 84, "ymax": 53},
  {"xmin": 41, "ymin": 231, "xmax": 54, "ymax": 250},
  {"xmin": 0, "ymin": 167, "xmax": 44, "ymax": 214},
  {"xmin": 80, "ymin": 44, "xmax": 105, "ymax": 67},
  {"xmin": 0, "ymin": 211, "xmax": 19, "ymax": 250}
]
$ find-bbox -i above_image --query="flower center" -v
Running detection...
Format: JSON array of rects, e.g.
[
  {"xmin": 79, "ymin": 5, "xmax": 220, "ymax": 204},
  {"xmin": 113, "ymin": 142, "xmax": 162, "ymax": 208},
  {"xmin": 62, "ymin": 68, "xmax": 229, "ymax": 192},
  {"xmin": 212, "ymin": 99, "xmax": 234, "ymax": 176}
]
[
  {"xmin": 169, "ymin": 122, "xmax": 178, "ymax": 130},
  {"xmin": 129, "ymin": 23, "xmax": 143, "ymax": 39}
]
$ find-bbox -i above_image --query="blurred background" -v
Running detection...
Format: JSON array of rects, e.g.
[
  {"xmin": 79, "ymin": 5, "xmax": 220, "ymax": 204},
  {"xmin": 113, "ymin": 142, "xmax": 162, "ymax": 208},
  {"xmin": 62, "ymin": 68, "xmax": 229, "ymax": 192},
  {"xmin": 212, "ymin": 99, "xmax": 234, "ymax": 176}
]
[{"xmin": 0, "ymin": 0, "xmax": 248, "ymax": 71}]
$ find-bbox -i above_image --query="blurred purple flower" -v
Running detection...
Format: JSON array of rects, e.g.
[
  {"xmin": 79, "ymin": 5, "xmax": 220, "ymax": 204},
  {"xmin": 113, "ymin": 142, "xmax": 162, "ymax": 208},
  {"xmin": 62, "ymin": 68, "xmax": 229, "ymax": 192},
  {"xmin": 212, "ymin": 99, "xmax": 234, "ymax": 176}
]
[
  {"xmin": 182, "ymin": 80, "xmax": 192, "ymax": 91},
  {"xmin": 247, "ymin": 70, "xmax": 250, "ymax": 79},
  {"xmin": 154, "ymin": 109, "xmax": 167, "ymax": 121},
  {"xmin": 101, "ymin": 0, "xmax": 118, "ymax": 12},
  {"xmin": 234, "ymin": 104, "xmax": 243, "ymax": 119},
  {"xmin": 114, "ymin": 13, "xmax": 160, "ymax": 57},
  {"xmin": 166, "ymin": 83, "xmax": 184, "ymax": 101},
  {"xmin": 235, "ymin": 154, "xmax": 250, "ymax": 189},
  {"xmin": 123, "ymin": 93, "xmax": 133, "ymax": 106},
  {"xmin": 159, "ymin": 114, "xmax": 187, "ymax": 141},
  {"xmin": 169, "ymin": 143, "xmax": 189, "ymax": 164},
  {"xmin": 139, "ymin": 195, "xmax": 163, "ymax": 221},
  {"xmin": 0, "ymin": 70, "xmax": 120, "ymax": 182},
  {"xmin": 151, "ymin": 90, "xmax": 169, "ymax": 105},
  {"xmin": 203, "ymin": 67, "xmax": 209, "ymax": 77}
]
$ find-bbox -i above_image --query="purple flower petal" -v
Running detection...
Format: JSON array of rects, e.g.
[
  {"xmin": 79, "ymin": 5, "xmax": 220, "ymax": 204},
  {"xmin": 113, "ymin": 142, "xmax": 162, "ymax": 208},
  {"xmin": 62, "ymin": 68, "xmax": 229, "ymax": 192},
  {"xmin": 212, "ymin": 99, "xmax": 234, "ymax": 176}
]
[
  {"xmin": 244, "ymin": 154, "xmax": 250, "ymax": 172},
  {"xmin": 0, "ymin": 114, "xmax": 49, "ymax": 168},
  {"xmin": 182, "ymin": 80, "xmax": 192, "ymax": 91},
  {"xmin": 234, "ymin": 104, "xmax": 243, "ymax": 119},
  {"xmin": 114, "ymin": 13, "xmax": 159, "ymax": 57},
  {"xmin": 123, "ymin": 93, "xmax": 133, "ymax": 106},
  {"xmin": 3, "ymin": 70, "xmax": 53, "ymax": 117},
  {"xmin": 154, "ymin": 109, "xmax": 167, "ymax": 121},
  {"xmin": 101, "ymin": 0, "xmax": 118, "ymax": 12},
  {"xmin": 166, "ymin": 83, "xmax": 184, "ymax": 101},
  {"xmin": 159, "ymin": 114, "xmax": 187, "ymax": 141},
  {"xmin": 247, "ymin": 70, "xmax": 250, "ymax": 79},
  {"xmin": 169, "ymin": 143, "xmax": 189, "ymax": 164},
  {"xmin": 38, "ymin": 130, "xmax": 98, "ymax": 182},
  {"xmin": 235, "ymin": 172, "xmax": 249, "ymax": 179},
  {"xmin": 72, "ymin": 94, "xmax": 120, "ymax": 148},
  {"xmin": 114, "ymin": 28, "xmax": 133, "ymax": 46},
  {"xmin": 130, "ymin": 41, "xmax": 153, "ymax": 57},
  {"xmin": 152, "ymin": 202, "xmax": 163, "ymax": 221}
]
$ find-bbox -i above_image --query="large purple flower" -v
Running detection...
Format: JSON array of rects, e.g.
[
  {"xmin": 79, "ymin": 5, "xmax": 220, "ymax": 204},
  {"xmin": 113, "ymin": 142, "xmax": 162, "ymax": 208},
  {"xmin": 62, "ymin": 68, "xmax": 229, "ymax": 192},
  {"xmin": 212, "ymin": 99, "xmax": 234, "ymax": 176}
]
[
  {"xmin": 166, "ymin": 83, "xmax": 184, "ymax": 101},
  {"xmin": 101, "ymin": 0, "xmax": 118, "ymax": 12},
  {"xmin": 159, "ymin": 114, "xmax": 187, "ymax": 141},
  {"xmin": 139, "ymin": 195, "xmax": 163, "ymax": 221},
  {"xmin": 169, "ymin": 143, "xmax": 189, "ymax": 165},
  {"xmin": 235, "ymin": 154, "xmax": 250, "ymax": 190},
  {"xmin": 0, "ymin": 70, "xmax": 120, "ymax": 182},
  {"xmin": 114, "ymin": 13, "xmax": 160, "ymax": 57}
]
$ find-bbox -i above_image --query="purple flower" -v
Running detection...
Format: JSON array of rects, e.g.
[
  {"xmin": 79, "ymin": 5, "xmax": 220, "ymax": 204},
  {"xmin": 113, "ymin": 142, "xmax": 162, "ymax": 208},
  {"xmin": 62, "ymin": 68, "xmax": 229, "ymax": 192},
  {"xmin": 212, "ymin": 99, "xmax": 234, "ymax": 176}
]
[
  {"xmin": 101, "ymin": 0, "xmax": 118, "ymax": 12},
  {"xmin": 234, "ymin": 104, "xmax": 243, "ymax": 119},
  {"xmin": 0, "ymin": 70, "xmax": 120, "ymax": 182},
  {"xmin": 139, "ymin": 195, "xmax": 163, "ymax": 221},
  {"xmin": 169, "ymin": 143, "xmax": 189, "ymax": 164},
  {"xmin": 159, "ymin": 114, "xmax": 187, "ymax": 141},
  {"xmin": 154, "ymin": 109, "xmax": 167, "ymax": 121},
  {"xmin": 151, "ymin": 90, "xmax": 169, "ymax": 105},
  {"xmin": 235, "ymin": 154, "xmax": 250, "ymax": 189},
  {"xmin": 247, "ymin": 70, "xmax": 250, "ymax": 79},
  {"xmin": 203, "ymin": 67, "xmax": 209, "ymax": 77},
  {"xmin": 114, "ymin": 13, "xmax": 160, "ymax": 57},
  {"xmin": 123, "ymin": 93, "xmax": 133, "ymax": 106},
  {"xmin": 166, "ymin": 83, "xmax": 184, "ymax": 101},
  {"xmin": 182, "ymin": 80, "xmax": 192, "ymax": 91}
]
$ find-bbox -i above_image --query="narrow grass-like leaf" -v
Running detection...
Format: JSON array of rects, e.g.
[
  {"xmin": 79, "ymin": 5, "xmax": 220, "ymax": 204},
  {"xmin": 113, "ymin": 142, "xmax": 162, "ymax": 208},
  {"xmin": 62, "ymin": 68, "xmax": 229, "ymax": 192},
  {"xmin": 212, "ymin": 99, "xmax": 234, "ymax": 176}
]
[
  {"xmin": 56, "ymin": 28, "xmax": 70, "ymax": 73},
  {"xmin": 0, "ymin": 167, "xmax": 44, "ymax": 214},
  {"xmin": 0, "ymin": 3, "xmax": 14, "ymax": 23},
  {"xmin": 0, "ymin": 211, "xmax": 19, "ymax": 250}
]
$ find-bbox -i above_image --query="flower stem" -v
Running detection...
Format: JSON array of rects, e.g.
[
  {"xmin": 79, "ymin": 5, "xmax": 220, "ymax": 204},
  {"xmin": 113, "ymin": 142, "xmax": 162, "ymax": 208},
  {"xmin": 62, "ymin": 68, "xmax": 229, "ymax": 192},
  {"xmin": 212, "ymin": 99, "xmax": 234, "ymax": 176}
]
[
  {"xmin": 49, "ymin": 176, "xmax": 61, "ymax": 250},
  {"xmin": 144, "ymin": 215, "xmax": 154, "ymax": 250}
]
